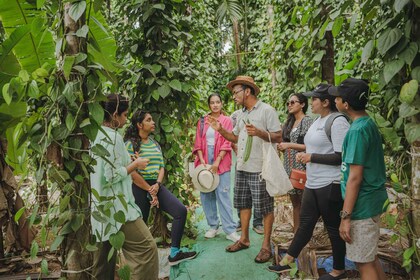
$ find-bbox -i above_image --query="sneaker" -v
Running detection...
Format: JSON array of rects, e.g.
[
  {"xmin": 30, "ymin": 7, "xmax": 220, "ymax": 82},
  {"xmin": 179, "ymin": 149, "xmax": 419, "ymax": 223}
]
[
  {"xmin": 267, "ymin": 263, "xmax": 292, "ymax": 273},
  {"xmin": 205, "ymin": 228, "xmax": 219, "ymax": 238},
  {"xmin": 226, "ymin": 231, "xmax": 240, "ymax": 242},
  {"xmin": 236, "ymin": 223, "xmax": 242, "ymax": 232},
  {"xmin": 252, "ymin": 225, "xmax": 264, "ymax": 235},
  {"xmin": 168, "ymin": 251, "xmax": 197, "ymax": 266}
]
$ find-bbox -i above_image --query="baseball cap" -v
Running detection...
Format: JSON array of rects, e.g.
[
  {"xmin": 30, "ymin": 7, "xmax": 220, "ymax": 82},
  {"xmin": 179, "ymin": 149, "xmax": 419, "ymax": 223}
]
[
  {"xmin": 303, "ymin": 84, "xmax": 333, "ymax": 100},
  {"xmin": 328, "ymin": 78, "xmax": 369, "ymax": 109}
]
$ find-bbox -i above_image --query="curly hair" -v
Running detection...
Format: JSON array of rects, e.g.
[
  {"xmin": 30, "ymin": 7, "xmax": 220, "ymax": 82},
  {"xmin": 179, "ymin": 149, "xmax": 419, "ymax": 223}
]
[
  {"xmin": 101, "ymin": 94, "xmax": 129, "ymax": 122},
  {"xmin": 123, "ymin": 110, "xmax": 149, "ymax": 153}
]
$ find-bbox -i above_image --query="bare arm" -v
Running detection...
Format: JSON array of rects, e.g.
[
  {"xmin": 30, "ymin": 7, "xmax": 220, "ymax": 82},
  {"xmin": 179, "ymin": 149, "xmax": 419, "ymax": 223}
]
[
  {"xmin": 246, "ymin": 123, "xmax": 282, "ymax": 143},
  {"xmin": 131, "ymin": 171, "xmax": 151, "ymax": 191},
  {"xmin": 278, "ymin": 142, "xmax": 306, "ymax": 152},
  {"xmin": 197, "ymin": 150, "xmax": 206, "ymax": 165}
]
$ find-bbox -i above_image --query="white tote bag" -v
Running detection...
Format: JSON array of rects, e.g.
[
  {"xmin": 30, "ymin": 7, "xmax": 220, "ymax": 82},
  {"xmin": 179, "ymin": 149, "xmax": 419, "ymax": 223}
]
[{"xmin": 260, "ymin": 134, "xmax": 292, "ymax": 197}]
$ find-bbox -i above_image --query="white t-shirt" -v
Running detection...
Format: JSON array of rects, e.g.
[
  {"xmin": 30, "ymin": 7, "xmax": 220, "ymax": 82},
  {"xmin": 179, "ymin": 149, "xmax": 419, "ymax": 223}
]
[
  {"xmin": 206, "ymin": 126, "xmax": 215, "ymax": 146},
  {"xmin": 304, "ymin": 114, "xmax": 350, "ymax": 189}
]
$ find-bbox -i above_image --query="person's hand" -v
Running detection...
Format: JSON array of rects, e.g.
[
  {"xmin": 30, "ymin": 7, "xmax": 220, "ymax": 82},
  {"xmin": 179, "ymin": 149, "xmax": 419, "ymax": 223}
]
[
  {"xmin": 208, "ymin": 164, "xmax": 218, "ymax": 174},
  {"xmin": 339, "ymin": 219, "xmax": 352, "ymax": 243},
  {"xmin": 245, "ymin": 123, "xmax": 260, "ymax": 136},
  {"xmin": 277, "ymin": 142, "xmax": 290, "ymax": 151},
  {"xmin": 134, "ymin": 157, "xmax": 149, "ymax": 170},
  {"xmin": 207, "ymin": 115, "xmax": 221, "ymax": 131},
  {"xmin": 148, "ymin": 183, "xmax": 159, "ymax": 196},
  {"xmin": 150, "ymin": 195, "xmax": 159, "ymax": 208},
  {"xmin": 232, "ymin": 143, "xmax": 238, "ymax": 154},
  {"xmin": 296, "ymin": 152, "xmax": 310, "ymax": 164}
]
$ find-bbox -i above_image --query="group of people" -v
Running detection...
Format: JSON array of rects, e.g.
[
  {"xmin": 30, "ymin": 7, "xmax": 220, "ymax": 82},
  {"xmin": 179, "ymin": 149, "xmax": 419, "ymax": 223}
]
[
  {"xmin": 195, "ymin": 76, "xmax": 388, "ymax": 280},
  {"xmin": 90, "ymin": 74, "xmax": 388, "ymax": 280}
]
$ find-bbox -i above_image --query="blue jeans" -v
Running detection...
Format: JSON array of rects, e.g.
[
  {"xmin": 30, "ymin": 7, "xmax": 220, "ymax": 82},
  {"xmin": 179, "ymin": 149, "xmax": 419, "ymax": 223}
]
[{"xmin": 200, "ymin": 146, "xmax": 236, "ymax": 234}]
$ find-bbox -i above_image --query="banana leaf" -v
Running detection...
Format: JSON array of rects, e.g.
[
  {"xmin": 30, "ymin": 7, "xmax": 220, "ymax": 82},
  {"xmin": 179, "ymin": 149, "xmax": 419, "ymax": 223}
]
[{"xmin": 0, "ymin": 0, "xmax": 55, "ymax": 73}]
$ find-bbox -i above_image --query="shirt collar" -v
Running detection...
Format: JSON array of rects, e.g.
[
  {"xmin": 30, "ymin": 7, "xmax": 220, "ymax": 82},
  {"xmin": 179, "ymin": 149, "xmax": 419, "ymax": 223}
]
[{"xmin": 242, "ymin": 100, "xmax": 261, "ymax": 112}]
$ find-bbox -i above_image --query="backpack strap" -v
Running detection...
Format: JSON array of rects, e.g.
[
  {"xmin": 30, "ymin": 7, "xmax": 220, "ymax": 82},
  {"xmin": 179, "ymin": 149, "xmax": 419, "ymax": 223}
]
[{"xmin": 324, "ymin": 112, "xmax": 349, "ymax": 143}]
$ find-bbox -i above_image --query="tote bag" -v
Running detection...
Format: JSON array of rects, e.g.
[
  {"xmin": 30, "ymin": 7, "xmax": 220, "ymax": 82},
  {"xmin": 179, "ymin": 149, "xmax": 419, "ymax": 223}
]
[{"xmin": 260, "ymin": 133, "xmax": 292, "ymax": 196}]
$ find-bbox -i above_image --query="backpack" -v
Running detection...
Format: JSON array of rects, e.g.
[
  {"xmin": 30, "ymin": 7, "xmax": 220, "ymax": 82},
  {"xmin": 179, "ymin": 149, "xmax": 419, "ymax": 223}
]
[
  {"xmin": 200, "ymin": 116, "xmax": 205, "ymax": 137},
  {"xmin": 324, "ymin": 112, "xmax": 349, "ymax": 143}
]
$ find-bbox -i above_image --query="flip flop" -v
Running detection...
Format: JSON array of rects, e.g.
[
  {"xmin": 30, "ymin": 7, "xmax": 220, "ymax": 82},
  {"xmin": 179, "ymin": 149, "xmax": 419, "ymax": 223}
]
[
  {"xmin": 254, "ymin": 248, "xmax": 272, "ymax": 263},
  {"xmin": 225, "ymin": 240, "xmax": 249, "ymax": 252}
]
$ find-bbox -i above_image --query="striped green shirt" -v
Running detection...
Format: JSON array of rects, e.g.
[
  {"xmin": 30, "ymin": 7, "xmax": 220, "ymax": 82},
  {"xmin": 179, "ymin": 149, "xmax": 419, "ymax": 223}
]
[{"xmin": 126, "ymin": 139, "xmax": 164, "ymax": 180}]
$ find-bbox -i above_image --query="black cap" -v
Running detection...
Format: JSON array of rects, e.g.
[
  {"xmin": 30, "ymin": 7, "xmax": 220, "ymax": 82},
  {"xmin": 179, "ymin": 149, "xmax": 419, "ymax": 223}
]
[
  {"xmin": 328, "ymin": 78, "xmax": 369, "ymax": 108},
  {"xmin": 303, "ymin": 84, "xmax": 332, "ymax": 99}
]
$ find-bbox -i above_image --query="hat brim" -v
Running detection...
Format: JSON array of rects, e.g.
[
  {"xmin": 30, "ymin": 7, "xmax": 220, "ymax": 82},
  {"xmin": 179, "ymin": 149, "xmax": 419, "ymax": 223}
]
[
  {"xmin": 190, "ymin": 164, "xmax": 219, "ymax": 193},
  {"xmin": 303, "ymin": 91, "xmax": 318, "ymax": 97},
  {"xmin": 227, "ymin": 80, "xmax": 260, "ymax": 95},
  {"xmin": 328, "ymin": 86, "xmax": 340, "ymax": 96}
]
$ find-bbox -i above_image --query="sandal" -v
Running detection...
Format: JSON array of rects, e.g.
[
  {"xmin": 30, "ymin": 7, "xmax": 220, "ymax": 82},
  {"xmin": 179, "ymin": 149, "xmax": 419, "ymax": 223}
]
[
  {"xmin": 225, "ymin": 240, "xmax": 249, "ymax": 252},
  {"xmin": 254, "ymin": 248, "xmax": 272, "ymax": 263}
]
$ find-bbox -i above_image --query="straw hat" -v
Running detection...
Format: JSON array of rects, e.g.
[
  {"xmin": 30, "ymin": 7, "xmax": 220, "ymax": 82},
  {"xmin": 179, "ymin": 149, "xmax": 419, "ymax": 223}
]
[
  {"xmin": 191, "ymin": 164, "xmax": 220, "ymax": 193},
  {"xmin": 226, "ymin": 75, "xmax": 260, "ymax": 95}
]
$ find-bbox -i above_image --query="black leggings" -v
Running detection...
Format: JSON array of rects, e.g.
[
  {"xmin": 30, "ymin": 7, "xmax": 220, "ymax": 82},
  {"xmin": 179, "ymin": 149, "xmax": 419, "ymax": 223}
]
[
  {"xmin": 287, "ymin": 183, "xmax": 346, "ymax": 270},
  {"xmin": 132, "ymin": 180, "xmax": 187, "ymax": 248}
]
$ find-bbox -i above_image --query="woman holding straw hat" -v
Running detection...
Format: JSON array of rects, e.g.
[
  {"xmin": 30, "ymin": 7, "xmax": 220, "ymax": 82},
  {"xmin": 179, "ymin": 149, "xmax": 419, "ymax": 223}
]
[{"xmin": 193, "ymin": 93, "xmax": 240, "ymax": 243}]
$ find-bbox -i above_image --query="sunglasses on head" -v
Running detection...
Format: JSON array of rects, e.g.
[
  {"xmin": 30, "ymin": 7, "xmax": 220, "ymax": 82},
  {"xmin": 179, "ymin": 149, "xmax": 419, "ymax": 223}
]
[{"xmin": 286, "ymin": 100, "xmax": 300, "ymax": 106}]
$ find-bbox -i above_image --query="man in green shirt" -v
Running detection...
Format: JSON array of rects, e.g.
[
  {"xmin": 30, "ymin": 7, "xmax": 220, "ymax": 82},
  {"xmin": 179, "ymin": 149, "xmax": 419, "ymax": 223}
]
[{"xmin": 329, "ymin": 78, "xmax": 387, "ymax": 280}]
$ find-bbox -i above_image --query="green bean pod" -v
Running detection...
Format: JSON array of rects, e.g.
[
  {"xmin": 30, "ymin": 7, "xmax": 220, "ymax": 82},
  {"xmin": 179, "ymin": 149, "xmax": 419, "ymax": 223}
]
[{"xmin": 243, "ymin": 119, "xmax": 252, "ymax": 163}]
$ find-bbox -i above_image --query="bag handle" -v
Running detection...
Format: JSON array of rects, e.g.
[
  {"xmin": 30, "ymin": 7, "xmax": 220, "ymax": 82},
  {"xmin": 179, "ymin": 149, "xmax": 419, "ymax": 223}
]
[{"xmin": 267, "ymin": 131, "xmax": 271, "ymax": 143}]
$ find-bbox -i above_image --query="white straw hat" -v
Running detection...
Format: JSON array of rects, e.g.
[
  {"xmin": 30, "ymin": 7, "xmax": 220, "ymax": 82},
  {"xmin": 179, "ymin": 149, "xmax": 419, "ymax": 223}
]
[{"xmin": 191, "ymin": 164, "xmax": 219, "ymax": 193}]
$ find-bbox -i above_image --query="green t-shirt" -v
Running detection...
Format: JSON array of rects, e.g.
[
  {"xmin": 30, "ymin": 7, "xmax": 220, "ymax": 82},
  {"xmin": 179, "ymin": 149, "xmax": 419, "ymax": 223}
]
[
  {"xmin": 126, "ymin": 139, "xmax": 164, "ymax": 180},
  {"xmin": 341, "ymin": 116, "xmax": 388, "ymax": 220}
]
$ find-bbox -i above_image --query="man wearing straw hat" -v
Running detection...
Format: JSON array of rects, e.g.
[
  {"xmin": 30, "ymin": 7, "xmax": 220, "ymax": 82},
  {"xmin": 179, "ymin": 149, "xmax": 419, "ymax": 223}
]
[{"xmin": 208, "ymin": 75, "xmax": 282, "ymax": 263}]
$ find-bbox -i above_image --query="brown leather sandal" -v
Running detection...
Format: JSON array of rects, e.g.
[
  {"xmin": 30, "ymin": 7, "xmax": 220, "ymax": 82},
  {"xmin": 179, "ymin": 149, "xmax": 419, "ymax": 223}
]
[
  {"xmin": 225, "ymin": 241, "xmax": 249, "ymax": 252},
  {"xmin": 254, "ymin": 248, "xmax": 272, "ymax": 263}
]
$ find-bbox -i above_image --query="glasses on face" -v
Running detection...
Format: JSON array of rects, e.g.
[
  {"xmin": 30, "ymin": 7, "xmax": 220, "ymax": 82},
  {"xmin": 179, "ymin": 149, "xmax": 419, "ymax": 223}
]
[
  {"xmin": 232, "ymin": 89, "xmax": 244, "ymax": 96},
  {"xmin": 286, "ymin": 100, "xmax": 300, "ymax": 106}
]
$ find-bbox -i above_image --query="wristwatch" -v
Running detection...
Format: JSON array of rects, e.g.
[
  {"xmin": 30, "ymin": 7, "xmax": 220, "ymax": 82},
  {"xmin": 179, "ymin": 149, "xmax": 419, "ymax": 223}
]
[
  {"xmin": 339, "ymin": 210, "xmax": 351, "ymax": 219},
  {"xmin": 156, "ymin": 181, "xmax": 162, "ymax": 187}
]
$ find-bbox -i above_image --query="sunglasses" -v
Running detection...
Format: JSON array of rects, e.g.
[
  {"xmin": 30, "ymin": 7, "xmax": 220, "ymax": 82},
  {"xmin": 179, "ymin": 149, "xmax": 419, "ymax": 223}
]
[{"xmin": 286, "ymin": 100, "xmax": 300, "ymax": 106}]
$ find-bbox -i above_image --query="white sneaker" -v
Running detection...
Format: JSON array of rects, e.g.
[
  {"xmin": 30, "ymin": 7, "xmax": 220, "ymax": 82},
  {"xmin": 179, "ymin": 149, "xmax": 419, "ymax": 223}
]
[
  {"xmin": 205, "ymin": 228, "xmax": 219, "ymax": 238},
  {"xmin": 226, "ymin": 231, "xmax": 240, "ymax": 242}
]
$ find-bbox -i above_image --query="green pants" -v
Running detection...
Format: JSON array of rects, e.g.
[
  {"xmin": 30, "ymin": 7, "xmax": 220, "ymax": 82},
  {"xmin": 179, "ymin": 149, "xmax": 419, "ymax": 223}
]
[{"xmin": 93, "ymin": 218, "xmax": 159, "ymax": 280}]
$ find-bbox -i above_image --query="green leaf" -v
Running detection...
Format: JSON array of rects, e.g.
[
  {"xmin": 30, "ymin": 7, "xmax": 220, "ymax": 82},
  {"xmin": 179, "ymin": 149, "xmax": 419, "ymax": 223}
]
[
  {"xmin": 117, "ymin": 265, "xmax": 131, "ymax": 280},
  {"xmin": 113, "ymin": 210, "xmax": 126, "ymax": 224},
  {"xmin": 394, "ymin": 0, "xmax": 410, "ymax": 13},
  {"xmin": 65, "ymin": 113, "xmax": 75, "ymax": 131},
  {"xmin": 37, "ymin": 0, "xmax": 46, "ymax": 9},
  {"xmin": 414, "ymin": 0, "xmax": 420, "ymax": 7},
  {"xmin": 27, "ymin": 80, "xmax": 39, "ymax": 98},
  {"xmin": 88, "ymin": 102, "xmax": 104, "ymax": 124},
  {"xmin": 92, "ymin": 211, "xmax": 108, "ymax": 223},
  {"xmin": 158, "ymin": 84, "xmax": 171, "ymax": 98},
  {"xmin": 399, "ymin": 43, "xmax": 418, "ymax": 65},
  {"xmin": 405, "ymin": 123, "xmax": 420, "ymax": 144},
  {"xmin": 30, "ymin": 241, "xmax": 39, "ymax": 259},
  {"xmin": 86, "ymin": 243, "xmax": 98, "ymax": 252},
  {"xmin": 169, "ymin": 79, "xmax": 182, "ymax": 91},
  {"xmin": 349, "ymin": 13, "xmax": 358, "ymax": 30},
  {"xmin": 41, "ymin": 259, "xmax": 49, "ymax": 275},
  {"xmin": 361, "ymin": 40, "xmax": 374, "ymax": 64},
  {"xmin": 412, "ymin": 66, "xmax": 420, "ymax": 81},
  {"xmin": 383, "ymin": 59, "xmax": 404, "ymax": 84},
  {"xmin": 71, "ymin": 214, "xmax": 84, "ymax": 231},
  {"xmin": 377, "ymin": 28, "xmax": 402, "ymax": 56},
  {"xmin": 60, "ymin": 196, "xmax": 70, "ymax": 213},
  {"xmin": 19, "ymin": 70, "xmax": 30, "ymax": 82},
  {"xmin": 390, "ymin": 173, "xmax": 399, "ymax": 183},
  {"xmin": 14, "ymin": 207, "xmax": 26, "ymax": 223},
  {"xmin": 400, "ymin": 80, "xmax": 418, "ymax": 104},
  {"xmin": 69, "ymin": 1, "xmax": 86, "ymax": 22},
  {"xmin": 63, "ymin": 55, "xmax": 76, "ymax": 80},
  {"xmin": 2, "ymin": 84, "xmax": 12, "ymax": 105},
  {"xmin": 313, "ymin": 50, "xmax": 325, "ymax": 62},
  {"xmin": 399, "ymin": 102, "xmax": 419, "ymax": 118},
  {"xmin": 91, "ymin": 144, "xmax": 110, "ymax": 157},
  {"xmin": 403, "ymin": 246, "xmax": 415, "ymax": 260},
  {"xmin": 153, "ymin": 3, "xmax": 165, "ymax": 10},
  {"xmin": 331, "ymin": 17, "xmax": 343, "ymax": 37},
  {"xmin": 109, "ymin": 231, "xmax": 125, "ymax": 250},
  {"xmin": 74, "ymin": 53, "xmax": 87, "ymax": 64},
  {"xmin": 50, "ymin": 235, "xmax": 64, "ymax": 251},
  {"xmin": 76, "ymin": 25, "xmax": 89, "ymax": 38}
]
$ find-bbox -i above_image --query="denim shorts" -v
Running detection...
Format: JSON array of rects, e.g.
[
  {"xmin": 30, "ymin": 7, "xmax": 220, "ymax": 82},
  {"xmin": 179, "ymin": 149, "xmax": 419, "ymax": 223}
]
[{"xmin": 234, "ymin": 170, "xmax": 274, "ymax": 216}]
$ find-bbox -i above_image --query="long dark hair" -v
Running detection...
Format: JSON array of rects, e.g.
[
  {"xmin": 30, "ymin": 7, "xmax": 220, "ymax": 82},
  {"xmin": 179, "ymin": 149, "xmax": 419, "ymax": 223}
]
[
  {"xmin": 124, "ymin": 110, "xmax": 149, "ymax": 152},
  {"xmin": 282, "ymin": 93, "xmax": 308, "ymax": 142},
  {"xmin": 102, "ymin": 94, "xmax": 129, "ymax": 122},
  {"xmin": 207, "ymin": 93, "xmax": 226, "ymax": 115}
]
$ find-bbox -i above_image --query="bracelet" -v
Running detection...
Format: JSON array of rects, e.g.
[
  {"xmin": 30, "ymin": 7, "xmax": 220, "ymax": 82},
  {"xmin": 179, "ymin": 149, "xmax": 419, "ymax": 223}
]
[{"xmin": 156, "ymin": 181, "xmax": 162, "ymax": 187}]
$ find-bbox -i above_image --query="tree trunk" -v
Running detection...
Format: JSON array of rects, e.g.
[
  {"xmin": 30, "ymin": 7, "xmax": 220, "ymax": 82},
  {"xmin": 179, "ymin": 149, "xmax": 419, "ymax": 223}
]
[
  {"xmin": 320, "ymin": 4, "xmax": 334, "ymax": 84},
  {"xmin": 321, "ymin": 30, "xmax": 334, "ymax": 84},
  {"xmin": 233, "ymin": 19, "xmax": 241, "ymax": 72},
  {"xmin": 267, "ymin": 4, "xmax": 276, "ymax": 89},
  {"xmin": 60, "ymin": 3, "xmax": 92, "ymax": 279}
]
